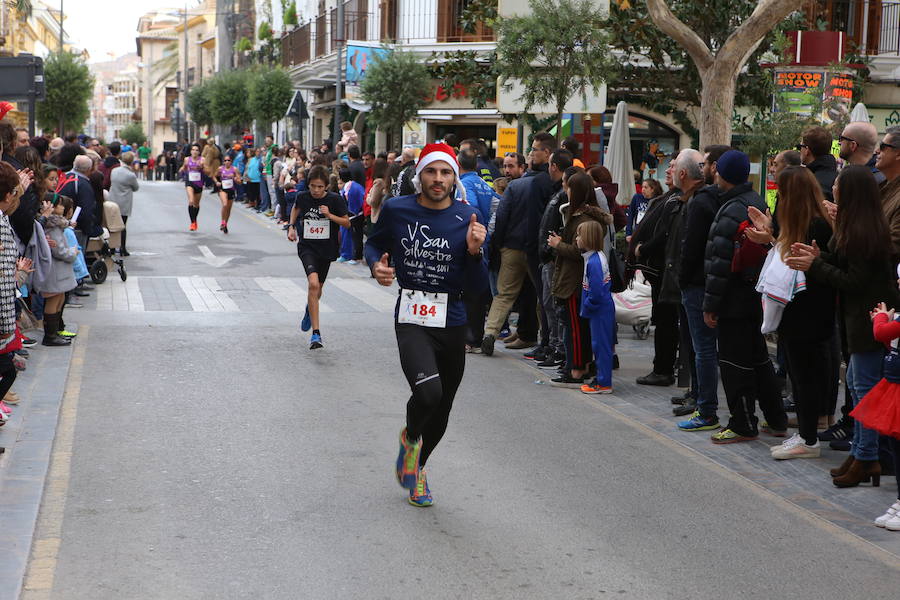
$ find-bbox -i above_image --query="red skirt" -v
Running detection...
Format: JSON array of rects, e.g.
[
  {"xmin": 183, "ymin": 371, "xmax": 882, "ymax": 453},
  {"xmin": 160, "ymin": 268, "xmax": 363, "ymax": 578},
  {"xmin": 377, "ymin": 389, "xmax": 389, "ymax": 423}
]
[{"xmin": 850, "ymin": 378, "xmax": 900, "ymax": 438}]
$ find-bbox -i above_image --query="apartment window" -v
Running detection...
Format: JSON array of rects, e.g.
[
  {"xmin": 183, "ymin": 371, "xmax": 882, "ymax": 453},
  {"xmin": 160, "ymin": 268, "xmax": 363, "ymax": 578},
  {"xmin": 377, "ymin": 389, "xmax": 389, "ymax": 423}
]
[
  {"xmin": 380, "ymin": 0, "xmax": 398, "ymax": 41},
  {"xmin": 437, "ymin": 0, "xmax": 493, "ymax": 42},
  {"xmin": 806, "ymin": 0, "xmax": 889, "ymax": 54},
  {"xmin": 165, "ymin": 87, "xmax": 178, "ymax": 119}
]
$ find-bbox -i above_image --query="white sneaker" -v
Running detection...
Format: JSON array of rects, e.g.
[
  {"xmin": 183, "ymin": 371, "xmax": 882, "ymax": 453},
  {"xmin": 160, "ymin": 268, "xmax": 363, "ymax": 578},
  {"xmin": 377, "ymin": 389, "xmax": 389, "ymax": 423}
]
[
  {"xmin": 875, "ymin": 501, "xmax": 900, "ymax": 527},
  {"xmin": 772, "ymin": 440, "xmax": 821, "ymax": 460},
  {"xmin": 771, "ymin": 433, "xmax": 803, "ymax": 453},
  {"xmin": 885, "ymin": 513, "xmax": 900, "ymax": 532}
]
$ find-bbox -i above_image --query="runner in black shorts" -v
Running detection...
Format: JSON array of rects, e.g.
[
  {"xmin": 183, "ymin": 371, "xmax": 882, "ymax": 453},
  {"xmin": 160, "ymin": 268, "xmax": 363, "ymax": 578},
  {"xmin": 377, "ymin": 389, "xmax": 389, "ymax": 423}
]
[
  {"xmin": 179, "ymin": 143, "xmax": 205, "ymax": 231},
  {"xmin": 365, "ymin": 143, "xmax": 488, "ymax": 507},
  {"xmin": 215, "ymin": 157, "xmax": 241, "ymax": 234},
  {"xmin": 287, "ymin": 165, "xmax": 349, "ymax": 349}
]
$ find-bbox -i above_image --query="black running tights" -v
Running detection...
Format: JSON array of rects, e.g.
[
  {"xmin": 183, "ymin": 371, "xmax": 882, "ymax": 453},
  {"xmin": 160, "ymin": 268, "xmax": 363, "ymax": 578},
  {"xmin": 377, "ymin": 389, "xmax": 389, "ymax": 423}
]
[
  {"xmin": 395, "ymin": 323, "xmax": 467, "ymax": 467},
  {"xmin": 0, "ymin": 352, "xmax": 17, "ymax": 399}
]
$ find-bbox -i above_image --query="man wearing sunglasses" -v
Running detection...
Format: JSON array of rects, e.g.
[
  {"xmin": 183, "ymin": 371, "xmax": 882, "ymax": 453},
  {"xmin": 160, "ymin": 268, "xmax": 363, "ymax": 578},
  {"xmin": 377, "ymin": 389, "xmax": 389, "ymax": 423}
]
[
  {"xmin": 798, "ymin": 126, "xmax": 837, "ymax": 202},
  {"xmin": 838, "ymin": 122, "xmax": 882, "ymax": 182}
]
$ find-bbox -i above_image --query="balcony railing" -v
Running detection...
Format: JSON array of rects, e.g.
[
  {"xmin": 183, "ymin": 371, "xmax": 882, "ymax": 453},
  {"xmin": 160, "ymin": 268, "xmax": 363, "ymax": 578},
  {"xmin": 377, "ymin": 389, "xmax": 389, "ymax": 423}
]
[
  {"xmin": 880, "ymin": 1, "xmax": 900, "ymax": 53},
  {"xmin": 282, "ymin": 0, "xmax": 495, "ymax": 68},
  {"xmin": 807, "ymin": 0, "xmax": 900, "ymax": 55}
]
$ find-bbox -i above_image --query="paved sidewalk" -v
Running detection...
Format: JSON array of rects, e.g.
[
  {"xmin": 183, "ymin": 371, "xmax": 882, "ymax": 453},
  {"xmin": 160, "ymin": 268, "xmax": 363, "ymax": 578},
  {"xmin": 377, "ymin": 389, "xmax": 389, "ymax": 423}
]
[
  {"xmin": 0, "ymin": 335, "xmax": 76, "ymax": 600},
  {"xmin": 491, "ymin": 329, "xmax": 900, "ymax": 559}
]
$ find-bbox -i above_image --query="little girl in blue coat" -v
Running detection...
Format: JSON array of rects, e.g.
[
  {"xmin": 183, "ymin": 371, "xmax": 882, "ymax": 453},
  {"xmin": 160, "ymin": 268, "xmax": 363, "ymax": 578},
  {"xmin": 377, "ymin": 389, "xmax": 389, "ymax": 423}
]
[{"xmin": 577, "ymin": 220, "xmax": 615, "ymax": 394}]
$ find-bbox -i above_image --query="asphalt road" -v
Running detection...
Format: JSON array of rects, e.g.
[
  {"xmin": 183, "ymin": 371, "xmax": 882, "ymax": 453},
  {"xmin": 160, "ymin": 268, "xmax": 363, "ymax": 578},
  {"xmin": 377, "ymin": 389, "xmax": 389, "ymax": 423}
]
[{"xmin": 20, "ymin": 181, "xmax": 900, "ymax": 598}]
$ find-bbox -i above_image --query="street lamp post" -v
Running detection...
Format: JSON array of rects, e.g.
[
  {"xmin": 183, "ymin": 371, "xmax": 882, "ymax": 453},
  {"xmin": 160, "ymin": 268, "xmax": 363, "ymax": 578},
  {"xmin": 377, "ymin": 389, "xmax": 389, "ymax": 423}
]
[
  {"xmin": 57, "ymin": 0, "xmax": 65, "ymax": 135},
  {"xmin": 333, "ymin": 0, "xmax": 343, "ymax": 147},
  {"xmin": 182, "ymin": 2, "xmax": 188, "ymax": 144}
]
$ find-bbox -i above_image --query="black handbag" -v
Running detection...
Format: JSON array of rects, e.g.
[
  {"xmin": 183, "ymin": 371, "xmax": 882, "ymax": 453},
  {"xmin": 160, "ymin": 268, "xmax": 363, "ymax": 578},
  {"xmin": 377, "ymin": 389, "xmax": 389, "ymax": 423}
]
[{"xmin": 608, "ymin": 248, "xmax": 627, "ymax": 293}]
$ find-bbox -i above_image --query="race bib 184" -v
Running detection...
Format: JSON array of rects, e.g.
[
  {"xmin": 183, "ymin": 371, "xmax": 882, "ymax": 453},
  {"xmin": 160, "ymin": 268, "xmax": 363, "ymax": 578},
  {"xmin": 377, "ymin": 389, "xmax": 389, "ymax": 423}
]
[
  {"xmin": 397, "ymin": 289, "xmax": 448, "ymax": 328},
  {"xmin": 221, "ymin": 178, "xmax": 234, "ymax": 189},
  {"xmin": 188, "ymin": 170, "xmax": 201, "ymax": 182}
]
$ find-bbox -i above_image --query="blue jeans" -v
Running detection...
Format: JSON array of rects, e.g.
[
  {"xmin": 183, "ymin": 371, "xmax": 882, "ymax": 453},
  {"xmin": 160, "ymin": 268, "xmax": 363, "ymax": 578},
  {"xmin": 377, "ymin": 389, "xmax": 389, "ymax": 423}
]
[
  {"xmin": 258, "ymin": 175, "xmax": 271, "ymax": 211},
  {"xmin": 339, "ymin": 225, "xmax": 353, "ymax": 260},
  {"xmin": 284, "ymin": 190, "xmax": 297, "ymax": 225},
  {"xmin": 846, "ymin": 349, "xmax": 883, "ymax": 461},
  {"xmin": 681, "ymin": 286, "xmax": 719, "ymax": 418}
]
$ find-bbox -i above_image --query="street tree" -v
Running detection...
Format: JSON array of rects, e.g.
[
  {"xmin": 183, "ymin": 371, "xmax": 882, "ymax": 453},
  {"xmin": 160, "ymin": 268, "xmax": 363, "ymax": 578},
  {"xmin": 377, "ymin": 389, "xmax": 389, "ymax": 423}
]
[
  {"xmin": 187, "ymin": 80, "xmax": 214, "ymax": 131},
  {"xmin": 359, "ymin": 48, "xmax": 431, "ymax": 145},
  {"xmin": 209, "ymin": 70, "xmax": 252, "ymax": 131},
  {"xmin": 646, "ymin": 0, "xmax": 801, "ymax": 147},
  {"xmin": 119, "ymin": 123, "xmax": 147, "ymax": 146},
  {"xmin": 36, "ymin": 51, "xmax": 94, "ymax": 134},
  {"xmin": 249, "ymin": 68, "xmax": 294, "ymax": 138},
  {"xmin": 495, "ymin": 0, "xmax": 616, "ymax": 137}
]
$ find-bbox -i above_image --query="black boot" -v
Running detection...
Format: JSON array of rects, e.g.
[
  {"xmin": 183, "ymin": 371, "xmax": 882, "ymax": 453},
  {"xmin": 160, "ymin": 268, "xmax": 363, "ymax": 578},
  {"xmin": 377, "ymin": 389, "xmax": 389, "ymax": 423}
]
[{"xmin": 41, "ymin": 313, "xmax": 70, "ymax": 346}]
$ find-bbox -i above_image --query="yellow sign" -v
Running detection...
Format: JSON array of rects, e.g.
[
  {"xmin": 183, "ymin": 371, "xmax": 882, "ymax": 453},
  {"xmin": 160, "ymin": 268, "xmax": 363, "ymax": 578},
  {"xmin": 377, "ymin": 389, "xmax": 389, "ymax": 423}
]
[{"xmin": 497, "ymin": 127, "xmax": 518, "ymax": 156}]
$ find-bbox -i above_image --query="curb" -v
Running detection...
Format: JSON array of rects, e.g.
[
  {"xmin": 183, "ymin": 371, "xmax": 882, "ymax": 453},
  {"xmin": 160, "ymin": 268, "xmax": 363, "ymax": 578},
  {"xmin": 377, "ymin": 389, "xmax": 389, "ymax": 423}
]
[{"xmin": 0, "ymin": 337, "xmax": 75, "ymax": 600}]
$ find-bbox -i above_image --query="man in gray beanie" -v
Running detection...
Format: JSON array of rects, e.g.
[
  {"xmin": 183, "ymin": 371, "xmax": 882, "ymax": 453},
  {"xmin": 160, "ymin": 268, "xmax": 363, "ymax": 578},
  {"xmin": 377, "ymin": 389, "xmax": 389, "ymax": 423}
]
[{"xmin": 701, "ymin": 150, "xmax": 787, "ymax": 444}]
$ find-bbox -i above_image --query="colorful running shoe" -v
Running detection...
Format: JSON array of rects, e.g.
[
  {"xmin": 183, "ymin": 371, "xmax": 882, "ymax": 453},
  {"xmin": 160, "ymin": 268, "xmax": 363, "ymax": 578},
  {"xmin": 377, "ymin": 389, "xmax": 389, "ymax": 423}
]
[
  {"xmin": 580, "ymin": 382, "xmax": 612, "ymax": 394},
  {"xmin": 395, "ymin": 427, "xmax": 421, "ymax": 490},
  {"xmin": 57, "ymin": 330, "xmax": 77, "ymax": 338},
  {"xmin": 221, "ymin": 221, "xmax": 229, "ymax": 234},
  {"xmin": 0, "ymin": 400, "xmax": 11, "ymax": 415},
  {"xmin": 189, "ymin": 222, "xmax": 198, "ymax": 231},
  {"xmin": 336, "ymin": 257, "xmax": 349, "ymax": 263},
  {"xmin": 301, "ymin": 306, "xmax": 311, "ymax": 332},
  {"xmin": 677, "ymin": 411, "xmax": 720, "ymax": 431},
  {"xmin": 408, "ymin": 469, "xmax": 433, "ymax": 507},
  {"xmin": 710, "ymin": 428, "xmax": 758, "ymax": 444},
  {"xmin": 761, "ymin": 421, "xmax": 788, "ymax": 437},
  {"xmin": 309, "ymin": 332, "xmax": 323, "ymax": 350}
]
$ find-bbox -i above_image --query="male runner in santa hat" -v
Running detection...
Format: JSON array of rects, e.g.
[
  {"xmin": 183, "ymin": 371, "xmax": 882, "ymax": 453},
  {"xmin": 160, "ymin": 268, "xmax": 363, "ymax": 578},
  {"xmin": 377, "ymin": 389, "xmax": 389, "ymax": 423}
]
[{"xmin": 365, "ymin": 143, "xmax": 487, "ymax": 507}]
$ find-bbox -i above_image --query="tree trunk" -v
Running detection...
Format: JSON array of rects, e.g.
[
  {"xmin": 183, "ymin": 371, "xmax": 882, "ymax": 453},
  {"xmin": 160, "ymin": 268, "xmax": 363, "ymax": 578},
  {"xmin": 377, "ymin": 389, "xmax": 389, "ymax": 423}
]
[
  {"xmin": 699, "ymin": 67, "xmax": 738, "ymax": 148},
  {"xmin": 646, "ymin": 0, "xmax": 800, "ymax": 148}
]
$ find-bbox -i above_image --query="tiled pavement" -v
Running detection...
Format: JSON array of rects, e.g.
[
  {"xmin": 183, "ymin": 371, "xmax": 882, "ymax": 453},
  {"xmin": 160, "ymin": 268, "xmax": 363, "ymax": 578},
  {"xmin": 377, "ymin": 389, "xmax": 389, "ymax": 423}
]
[
  {"xmin": 502, "ymin": 333, "xmax": 900, "ymax": 559},
  {"xmin": 86, "ymin": 275, "xmax": 398, "ymax": 314}
]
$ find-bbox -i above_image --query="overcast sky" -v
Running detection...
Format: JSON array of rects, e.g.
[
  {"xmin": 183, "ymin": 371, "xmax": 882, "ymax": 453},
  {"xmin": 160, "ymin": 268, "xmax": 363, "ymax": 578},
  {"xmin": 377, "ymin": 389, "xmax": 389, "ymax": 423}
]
[{"xmin": 56, "ymin": 0, "xmax": 205, "ymax": 62}]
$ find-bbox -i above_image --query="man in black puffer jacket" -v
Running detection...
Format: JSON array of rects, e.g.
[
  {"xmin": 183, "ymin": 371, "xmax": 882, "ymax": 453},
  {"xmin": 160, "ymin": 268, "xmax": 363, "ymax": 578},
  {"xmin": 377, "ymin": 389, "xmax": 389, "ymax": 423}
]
[
  {"xmin": 800, "ymin": 126, "xmax": 837, "ymax": 202},
  {"xmin": 702, "ymin": 150, "xmax": 787, "ymax": 444}
]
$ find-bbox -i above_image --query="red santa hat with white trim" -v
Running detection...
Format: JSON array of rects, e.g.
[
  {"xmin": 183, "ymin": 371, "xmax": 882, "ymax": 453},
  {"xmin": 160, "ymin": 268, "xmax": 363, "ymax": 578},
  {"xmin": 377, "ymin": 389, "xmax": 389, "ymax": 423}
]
[{"xmin": 412, "ymin": 142, "xmax": 467, "ymax": 203}]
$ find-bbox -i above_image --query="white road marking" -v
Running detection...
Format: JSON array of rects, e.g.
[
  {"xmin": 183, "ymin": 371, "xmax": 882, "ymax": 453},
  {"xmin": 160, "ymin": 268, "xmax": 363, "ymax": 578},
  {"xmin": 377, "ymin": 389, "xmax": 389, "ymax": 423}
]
[
  {"xmin": 330, "ymin": 278, "xmax": 397, "ymax": 312},
  {"xmin": 255, "ymin": 277, "xmax": 333, "ymax": 313},
  {"xmin": 191, "ymin": 245, "xmax": 236, "ymax": 268}
]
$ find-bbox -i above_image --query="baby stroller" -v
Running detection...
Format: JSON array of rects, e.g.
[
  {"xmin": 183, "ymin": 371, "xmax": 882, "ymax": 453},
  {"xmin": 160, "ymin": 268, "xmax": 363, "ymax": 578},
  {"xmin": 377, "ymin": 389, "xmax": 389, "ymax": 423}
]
[
  {"xmin": 614, "ymin": 270, "xmax": 652, "ymax": 339},
  {"xmin": 84, "ymin": 201, "xmax": 127, "ymax": 283}
]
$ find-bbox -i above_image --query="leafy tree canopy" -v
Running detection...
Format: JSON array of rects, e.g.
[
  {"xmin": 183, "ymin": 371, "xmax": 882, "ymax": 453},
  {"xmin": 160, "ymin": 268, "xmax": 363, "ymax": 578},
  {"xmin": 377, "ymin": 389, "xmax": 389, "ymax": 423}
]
[
  {"xmin": 208, "ymin": 69, "xmax": 252, "ymax": 129},
  {"xmin": 283, "ymin": 1, "xmax": 298, "ymax": 26},
  {"xmin": 36, "ymin": 51, "xmax": 94, "ymax": 134},
  {"xmin": 249, "ymin": 67, "xmax": 294, "ymax": 126},
  {"xmin": 119, "ymin": 123, "xmax": 147, "ymax": 146},
  {"xmin": 187, "ymin": 80, "xmax": 214, "ymax": 129},
  {"xmin": 359, "ymin": 48, "xmax": 431, "ymax": 139},
  {"xmin": 607, "ymin": 0, "xmax": 807, "ymax": 140},
  {"xmin": 496, "ymin": 0, "xmax": 617, "ymax": 134}
]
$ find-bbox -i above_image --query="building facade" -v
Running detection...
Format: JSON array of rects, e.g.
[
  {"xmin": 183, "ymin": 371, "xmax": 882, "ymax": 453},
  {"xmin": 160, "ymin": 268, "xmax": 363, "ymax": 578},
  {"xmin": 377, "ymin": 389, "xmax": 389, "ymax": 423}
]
[
  {"xmin": 281, "ymin": 0, "xmax": 502, "ymax": 152},
  {"xmin": 0, "ymin": 0, "xmax": 88, "ymax": 130},
  {"xmin": 136, "ymin": 0, "xmax": 218, "ymax": 157}
]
